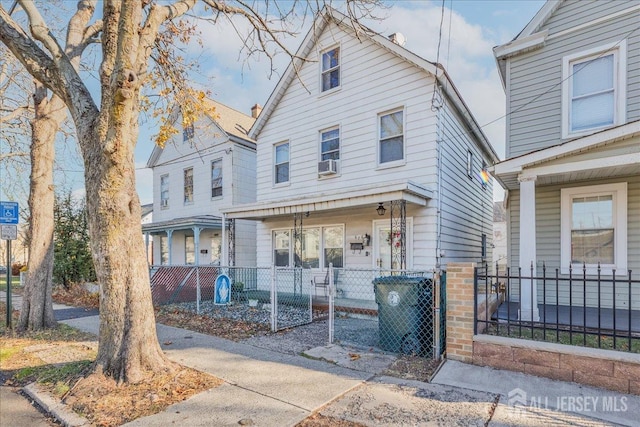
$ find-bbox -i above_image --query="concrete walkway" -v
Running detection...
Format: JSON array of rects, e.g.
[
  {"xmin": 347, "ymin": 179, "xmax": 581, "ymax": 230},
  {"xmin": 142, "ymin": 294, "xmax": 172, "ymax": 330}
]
[
  {"xmin": 60, "ymin": 313, "xmax": 640, "ymax": 426},
  {"xmin": 5, "ymin": 292, "xmax": 640, "ymax": 426}
]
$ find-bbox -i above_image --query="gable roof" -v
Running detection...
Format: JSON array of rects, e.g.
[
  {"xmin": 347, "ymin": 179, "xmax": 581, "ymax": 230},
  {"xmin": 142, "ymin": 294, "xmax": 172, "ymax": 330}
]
[
  {"xmin": 146, "ymin": 99, "xmax": 256, "ymax": 168},
  {"xmin": 492, "ymin": 1, "xmax": 559, "ymax": 87},
  {"xmin": 204, "ymin": 99, "xmax": 255, "ymax": 141},
  {"xmin": 249, "ymin": 7, "xmax": 499, "ymax": 164}
]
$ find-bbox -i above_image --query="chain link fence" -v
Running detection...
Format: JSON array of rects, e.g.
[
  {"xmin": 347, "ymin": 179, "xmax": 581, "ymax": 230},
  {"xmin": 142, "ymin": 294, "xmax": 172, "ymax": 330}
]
[
  {"xmin": 149, "ymin": 265, "xmax": 445, "ymax": 359},
  {"xmin": 150, "ymin": 265, "xmax": 313, "ymax": 332},
  {"xmin": 327, "ymin": 267, "xmax": 442, "ymax": 358}
]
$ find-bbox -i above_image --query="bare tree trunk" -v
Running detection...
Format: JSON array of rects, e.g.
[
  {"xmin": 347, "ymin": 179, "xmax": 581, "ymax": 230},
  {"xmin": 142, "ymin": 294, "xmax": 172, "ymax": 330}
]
[
  {"xmin": 84, "ymin": 98, "xmax": 174, "ymax": 383},
  {"xmin": 18, "ymin": 82, "xmax": 58, "ymax": 330}
]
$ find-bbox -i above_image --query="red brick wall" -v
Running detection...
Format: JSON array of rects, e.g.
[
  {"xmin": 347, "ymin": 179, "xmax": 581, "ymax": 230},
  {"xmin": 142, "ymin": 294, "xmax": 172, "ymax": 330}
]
[{"xmin": 474, "ymin": 336, "xmax": 640, "ymax": 395}]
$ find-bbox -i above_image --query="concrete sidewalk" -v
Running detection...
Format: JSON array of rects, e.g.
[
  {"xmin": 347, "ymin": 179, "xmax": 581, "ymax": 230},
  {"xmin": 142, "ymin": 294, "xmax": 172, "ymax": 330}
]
[{"xmin": 58, "ymin": 314, "xmax": 640, "ymax": 426}]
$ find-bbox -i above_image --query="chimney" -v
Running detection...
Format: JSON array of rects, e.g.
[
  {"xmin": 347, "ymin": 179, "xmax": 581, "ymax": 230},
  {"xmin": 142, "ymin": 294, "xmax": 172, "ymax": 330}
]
[{"xmin": 251, "ymin": 103, "xmax": 262, "ymax": 119}]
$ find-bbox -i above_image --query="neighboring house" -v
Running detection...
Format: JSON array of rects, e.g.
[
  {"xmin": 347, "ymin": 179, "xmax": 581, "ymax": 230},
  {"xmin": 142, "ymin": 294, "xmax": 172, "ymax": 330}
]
[
  {"xmin": 492, "ymin": 0, "xmax": 640, "ymax": 319},
  {"xmin": 142, "ymin": 100, "xmax": 259, "ymax": 267},
  {"xmin": 492, "ymin": 201, "xmax": 507, "ymax": 269},
  {"xmin": 141, "ymin": 203, "xmax": 154, "ymax": 265},
  {"xmin": 223, "ymin": 8, "xmax": 499, "ymax": 283}
]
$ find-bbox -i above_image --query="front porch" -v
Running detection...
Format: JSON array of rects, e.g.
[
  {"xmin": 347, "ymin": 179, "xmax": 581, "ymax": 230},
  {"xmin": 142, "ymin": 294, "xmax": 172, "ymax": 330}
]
[
  {"xmin": 493, "ymin": 301, "xmax": 640, "ymax": 333},
  {"xmin": 475, "ymin": 264, "xmax": 640, "ymax": 353}
]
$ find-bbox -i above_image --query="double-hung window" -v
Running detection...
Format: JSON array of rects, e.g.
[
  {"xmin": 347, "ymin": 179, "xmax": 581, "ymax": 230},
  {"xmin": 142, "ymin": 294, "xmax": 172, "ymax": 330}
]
[
  {"xmin": 274, "ymin": 230, "xmax": 290, "ymax": 267},
  {"xmin": 323, "ymin": 226, "xmax": 344, "ymax": 268},
  {"xmin": 562, "ymin": 42, "xmax": 626, "ymax": 138},
  {"xmin": 211, "ymin": 159, "xmax": 222, "ymax": 198},
  {"xmin": 183, "ymin": 167, "xmax": 193, "ymax": 204},
  {"xmin": 379, "ymin": 109, "xmax": 404, "ymax": 164},
  {"xmin": 160, "ymin": 235, "xmax": 169, "ymax": 265},
  {"xmin": 321, "ymin": 127, "xmax": 340, "ymax": 161},
  {"xmin": 183, "ymin": 123, "xmax": 194, "ymax": 143},
  {"xmin": 321, "ymin": 47, "xmax": 340, "ymax": 92},
  {"xmin": 561, "ymin": 183, "xmax": 627, "ymax": 273},
  {"xmin": 273, "ymin": 226, "xmax": 344, "ymax": 268},
  {"xmin": 185, "ymin": 236, "xmax": 195, "ymax": 265},
  {"xmin": 160, "ymin": 174, "xmax": 169, "ymax": 209},
  {"xmin": 274, "ymin": 142, "xmax": 289, "ymax": 184}
]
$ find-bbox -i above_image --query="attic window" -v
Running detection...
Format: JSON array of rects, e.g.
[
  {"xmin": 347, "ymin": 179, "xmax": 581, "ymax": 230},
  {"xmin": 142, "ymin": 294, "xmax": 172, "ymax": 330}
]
[
  {"xmin": 321, "ymin": 47, "xmax": 340, "ymax": 92},
  {"xmin": 183, "ymin": 123, "xmax": 194, "ymax": 142}
]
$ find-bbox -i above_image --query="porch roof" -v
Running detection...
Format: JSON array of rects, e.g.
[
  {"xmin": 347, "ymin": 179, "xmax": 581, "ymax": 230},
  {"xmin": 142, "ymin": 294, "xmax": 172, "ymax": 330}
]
[
  {"xmin": 142, "ymin": 215, "xmax": 222, "ymax": 234},
  {"xmin": 222, "ymin": 180, "xmax": 433, "ymax": 220},
  {"xmin": 491, "ymin": 120, "xmax": 640, "ymax": 190}
]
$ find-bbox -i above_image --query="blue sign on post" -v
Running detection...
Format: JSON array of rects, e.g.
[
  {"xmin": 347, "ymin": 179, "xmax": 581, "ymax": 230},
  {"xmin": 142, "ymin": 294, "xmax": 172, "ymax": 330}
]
[
  {"xmin": 214, "ymin": 274, "xmax": 231, "ymax": 305},
  {"xmin": 0, "ymin": 201, "xmax": 19, "ymax": 224}
]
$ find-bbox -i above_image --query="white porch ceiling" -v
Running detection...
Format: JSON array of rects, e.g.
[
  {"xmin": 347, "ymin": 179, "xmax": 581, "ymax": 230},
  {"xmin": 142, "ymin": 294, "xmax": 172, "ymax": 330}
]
[{"xmin": 222, "ymin": 180, "xmax": 433, "ymax": 220}]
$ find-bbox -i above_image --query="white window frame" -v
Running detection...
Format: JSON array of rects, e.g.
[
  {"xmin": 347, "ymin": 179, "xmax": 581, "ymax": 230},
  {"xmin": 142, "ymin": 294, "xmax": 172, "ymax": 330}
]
[
  {"xmin": 320, "ymin": 45, "xmax": 340, "ymax": 93},
  {"xmin": 377, "ymin": 107, "xmax": 405, "ymax": 167},
  {"xmin": 273, "ymin": 229, "xmax": 291, "ymax": 267},
  {"xmin": 561, "ymin": 41, "xmax": 627, "ymax": 139},
  {"xmin": 274, "ymin": 141, "xmax": 290, "ymax": 185},
  {"xmin": 211, "ymin": 158, "xmax": 223, "ymax": 198},
  {"xmin": 320, "ymin": 126, "xmax": 340, "ymax": 161},
  {"xmin": 183, "ymin": 167, "xmax": 194, "ymax": 204},
  {"xmin": 183, "ymin": 122, "xmax": 194, "ymax": 143},
  {"xmin": 160, "ymin": 235, "xmax": 169, "ymax": 265},
  {"xmin": 272, "ymin": 225, "xmax": 344, "ymax": 268},
  {"xmin": 185, "ymin": 235, "xmax": 195, "ymax": 265},
  {"xmin": 560, "ymin": 182, "xmax": 627, "ymax": 275},
  {"xmin": 160, "ymin": 174, "xmax": 169, "ymax": 209}
]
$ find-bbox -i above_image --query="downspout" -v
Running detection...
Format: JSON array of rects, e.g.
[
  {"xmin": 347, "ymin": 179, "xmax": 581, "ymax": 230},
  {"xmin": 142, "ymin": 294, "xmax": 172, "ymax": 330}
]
[{"xmin": 433, "ymin": 82, "xmax": 444, "ymax": 270}]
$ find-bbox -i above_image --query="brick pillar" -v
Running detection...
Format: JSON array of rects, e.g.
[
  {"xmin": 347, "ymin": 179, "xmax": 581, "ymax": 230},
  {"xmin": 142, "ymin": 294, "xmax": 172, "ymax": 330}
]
[{"xmin": 446, "ymin": 262, "xmax": 475, "ymax": 363}]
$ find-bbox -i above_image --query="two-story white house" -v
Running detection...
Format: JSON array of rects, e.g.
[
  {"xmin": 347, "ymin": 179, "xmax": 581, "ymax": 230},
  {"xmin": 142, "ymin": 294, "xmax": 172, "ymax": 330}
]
[
  {"xmin": 143, "ymin": 100, "xmax": 258, "ymax": 267},
  {"xmin": 492, "ymin": 0, "xmax": 640, "ymax": 320},
  {"xmin": 223, "ymin": 8, "xmax": 499, "ymax": 287}
]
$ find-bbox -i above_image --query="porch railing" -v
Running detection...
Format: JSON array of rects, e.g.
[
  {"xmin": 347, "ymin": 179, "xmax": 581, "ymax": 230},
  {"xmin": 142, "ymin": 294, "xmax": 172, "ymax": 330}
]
[{"xmin": 475, "ymin": 263, "xmax": 640, "ymax": 353}]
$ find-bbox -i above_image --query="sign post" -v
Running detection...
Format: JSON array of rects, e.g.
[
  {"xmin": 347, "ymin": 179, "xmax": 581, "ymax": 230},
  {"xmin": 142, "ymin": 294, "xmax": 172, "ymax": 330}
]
[{"xmin": 1, "ymin": 201, "xmax": 19, "ymax": 329}]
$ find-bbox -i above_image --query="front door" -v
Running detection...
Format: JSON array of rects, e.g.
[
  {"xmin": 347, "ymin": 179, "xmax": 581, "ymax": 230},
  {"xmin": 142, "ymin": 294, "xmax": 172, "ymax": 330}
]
[{"xmin": 373, "ymin": 219, "xmax": 412, "ymax": 269}]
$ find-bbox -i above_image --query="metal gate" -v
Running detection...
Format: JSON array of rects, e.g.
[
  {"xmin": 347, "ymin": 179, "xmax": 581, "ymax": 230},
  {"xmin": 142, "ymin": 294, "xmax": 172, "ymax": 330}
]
[
  {"xmin": 325, "ymin": 265, "xmax": 444, "ymax": 359},
  {"xmin": 272, "ymin": 267, "xmax": 314, "ymax": 331}
]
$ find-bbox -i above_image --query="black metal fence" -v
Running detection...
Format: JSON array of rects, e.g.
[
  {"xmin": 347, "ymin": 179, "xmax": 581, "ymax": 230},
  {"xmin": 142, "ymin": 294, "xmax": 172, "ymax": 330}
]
[{"xmin": 475, "ymin": 263, "xmax": 640, "ymax": 353}]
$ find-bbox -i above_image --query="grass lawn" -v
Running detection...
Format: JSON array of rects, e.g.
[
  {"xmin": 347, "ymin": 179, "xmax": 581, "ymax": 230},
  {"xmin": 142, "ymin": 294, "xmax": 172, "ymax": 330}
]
[
  {"xmin": 0, "ymin": 276, "xmax": 21, "ymax": 292},
  {"xmin": 483, "ymin": 322, "xmax": 640, "ymax": 353}
]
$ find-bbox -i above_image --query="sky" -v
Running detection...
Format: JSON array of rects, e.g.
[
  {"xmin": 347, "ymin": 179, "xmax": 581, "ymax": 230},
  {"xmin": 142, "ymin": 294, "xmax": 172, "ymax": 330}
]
[
  {"xmin": 0, "ymin": 0, "xmax": 546, "ymax": 208},
  {"xmin": 132, "ymin": 0, "xmax": 546, "ymax": 204}
]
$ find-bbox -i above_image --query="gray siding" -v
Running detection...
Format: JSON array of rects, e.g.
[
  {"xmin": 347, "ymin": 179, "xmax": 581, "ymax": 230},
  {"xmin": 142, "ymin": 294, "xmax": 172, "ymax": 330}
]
[
  {"xmin": 507, "ymin": 0, "xmax": 640, "ymax": 158},
  {"xmin": 507, "ymin": 175, "xmax": 640, "ymax": 308},
  {"xmin": 438, "ymin": 98, "xmax": 495, "ymax": 268}
]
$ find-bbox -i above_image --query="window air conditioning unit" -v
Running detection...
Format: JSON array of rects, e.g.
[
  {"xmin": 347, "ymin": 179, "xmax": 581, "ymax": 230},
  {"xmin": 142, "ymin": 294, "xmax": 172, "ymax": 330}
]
[
  {"xmin": 318, "ymin": 159, "xmax": 337, "ymax": 176},
  {"xmin": 161, "ymin": 199, "xmax": 168, "ymax": 208}
]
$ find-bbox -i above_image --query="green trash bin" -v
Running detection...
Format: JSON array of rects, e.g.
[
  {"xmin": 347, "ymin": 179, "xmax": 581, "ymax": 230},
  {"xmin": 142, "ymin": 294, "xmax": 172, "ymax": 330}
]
[{"xmin": 373, "ymin": 276, "xmax": 432, "ymax": 356}]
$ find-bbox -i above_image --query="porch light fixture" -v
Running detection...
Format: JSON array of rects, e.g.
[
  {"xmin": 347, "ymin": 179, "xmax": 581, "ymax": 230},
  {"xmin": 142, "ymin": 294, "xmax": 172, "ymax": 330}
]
[{"xmin": 376, "ymin": 203, "xmax": 386, "ymax": 216}]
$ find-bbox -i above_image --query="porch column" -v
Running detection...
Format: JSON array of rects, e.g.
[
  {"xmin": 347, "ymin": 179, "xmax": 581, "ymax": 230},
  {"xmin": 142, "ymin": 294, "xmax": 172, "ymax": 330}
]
[
  {"xmin": 166, "ymin": 229, "xmax": 174, "ymax": 265},
  {"xmin": 518, "ymin": 175, "xmax": 539, "ymax": 321},
  {"xmin": 144, "ymin": 232, "xmax": 150, "ymax": 265},
  {"xmin": 193, "ymin": 226, "xmax": 202, "ymax": 266},
  {"xmin": 221, "ymin": 214, "xmax": 227, "ymax": 266}
]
